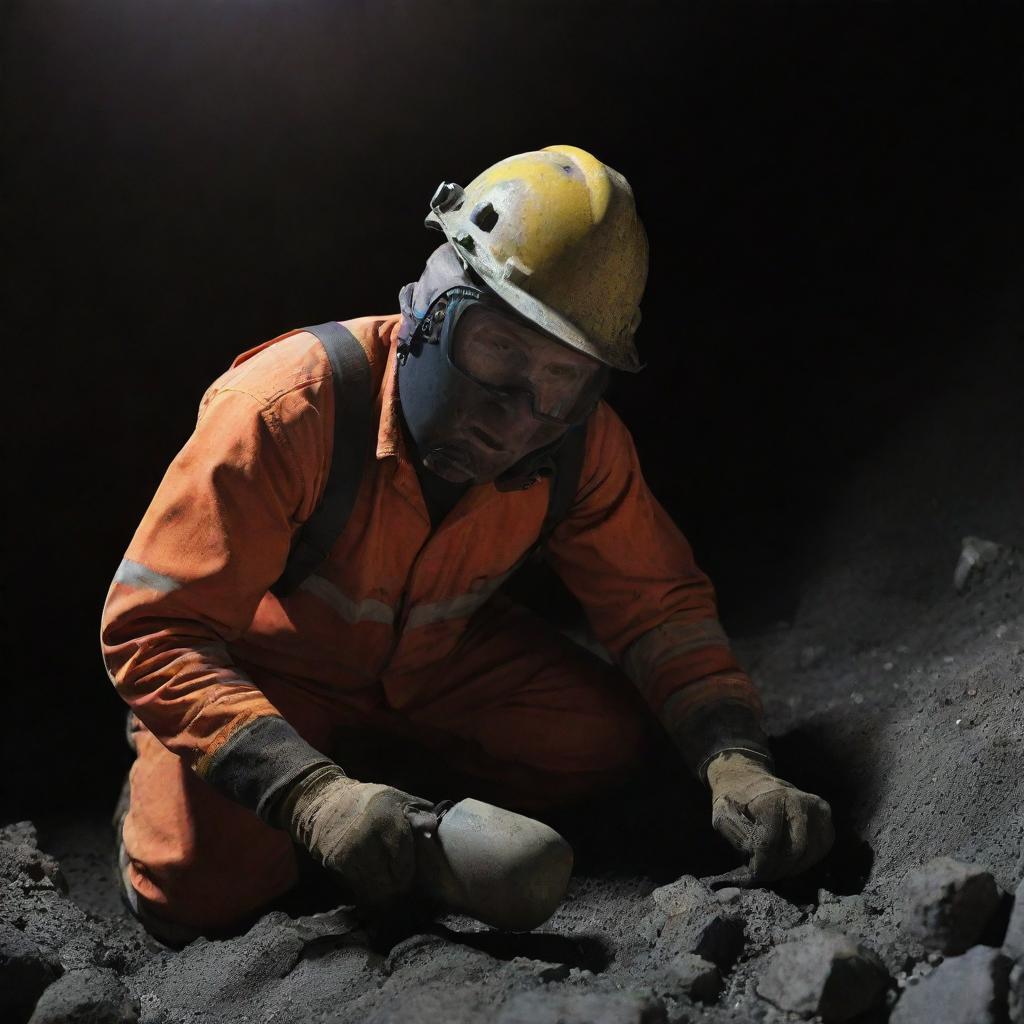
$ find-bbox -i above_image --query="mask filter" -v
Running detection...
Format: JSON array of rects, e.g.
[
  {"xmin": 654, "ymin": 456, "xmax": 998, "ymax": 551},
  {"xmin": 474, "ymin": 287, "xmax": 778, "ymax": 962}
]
[{"xmin": 397, "ymin": 288, "xmax": 490, "ymax": 475}]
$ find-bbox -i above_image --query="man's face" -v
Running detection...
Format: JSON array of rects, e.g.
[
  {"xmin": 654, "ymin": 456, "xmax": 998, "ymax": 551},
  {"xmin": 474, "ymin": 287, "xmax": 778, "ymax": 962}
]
[{"xmin": 418, "ymin": 305, "xmax": 602, "ymax": 484}]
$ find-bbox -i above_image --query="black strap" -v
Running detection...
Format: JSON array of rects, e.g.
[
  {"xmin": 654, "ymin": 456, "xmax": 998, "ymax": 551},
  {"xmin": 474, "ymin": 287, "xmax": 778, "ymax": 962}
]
[
  {"xmin": 536, "ymin": 420, "xmax": 589, "ymax": 553},
  {"xmin": 271, "ymin": 325, "xmax": 586, "ymax": 594},
  {"xmin": 270, "ymin": 322, "xmax": 371, "ymax": 598}
]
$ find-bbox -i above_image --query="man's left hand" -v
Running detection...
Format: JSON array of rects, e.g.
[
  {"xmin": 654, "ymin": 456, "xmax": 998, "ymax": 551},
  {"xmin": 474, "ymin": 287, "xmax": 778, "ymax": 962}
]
[{"xmin": 706, "ymin": 751, "xmax": 834, "ymax": 886}]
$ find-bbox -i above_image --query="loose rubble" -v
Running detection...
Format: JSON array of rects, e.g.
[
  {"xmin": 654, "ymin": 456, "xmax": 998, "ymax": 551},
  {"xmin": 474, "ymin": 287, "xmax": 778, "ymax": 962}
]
[
  {"xmin": 645, "ymin": 953, "xmax": 721, "ymax": 1004},
  {"xmin": 953, "ymin": 536, "xmax": 1005, "ymax": 592},
  {"xmin": 642, "ymin": 876, "xmax": 746, "ymax": 971},
  {"xmin": 497, "ymin": 991, "xmax": 667, "ymax": 1024},
  {"xmin": 755, "ymin": 928, "xmax": 889, "ymax": 1021},
  {"xmin": 6, "ymin": 811, "xmax": 1022, "ymax": 1023},
  {"xmin": 1004, "ymin": 880, "xmax": 1024, "ymax": 962},
  {"xmin": 1009, "ymin": 963, "xmax": 1023, "ymax": 1024},
  {"xmin": 27, "ymin": 967, "xmax": 140, "ymax": 1024},
  {"xmin": 900, "ymin": 857, "xmax": 1002, "ymax": 954},
  {"xmin": 3, "ymin": 365, "xmax": 1022, "ymax": 1022},
  {"xmin": 0, "ymin": 923, "xmax": 63, "ymax": 1022},
  {"xmin": 889, "ymin": 945, "xmax": 1012, "ymax": 1024}
]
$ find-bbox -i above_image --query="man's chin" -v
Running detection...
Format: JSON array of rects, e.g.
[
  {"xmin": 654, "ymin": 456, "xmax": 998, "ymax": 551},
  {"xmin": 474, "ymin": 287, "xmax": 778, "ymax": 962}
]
[
  {"xmin": 422, "ymin": 445, "xmax": 484, "ymax": 484},
  {"xmin": 423, "ymin": 442, "xmax": 515, "ymax": 485}
]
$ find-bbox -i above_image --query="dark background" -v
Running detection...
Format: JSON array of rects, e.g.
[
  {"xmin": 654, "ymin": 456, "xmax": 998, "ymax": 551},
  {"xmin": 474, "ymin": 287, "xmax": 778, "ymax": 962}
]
[{"xmin": 3, "ymin": 1, "xmax": 1022, "ymax": 821}]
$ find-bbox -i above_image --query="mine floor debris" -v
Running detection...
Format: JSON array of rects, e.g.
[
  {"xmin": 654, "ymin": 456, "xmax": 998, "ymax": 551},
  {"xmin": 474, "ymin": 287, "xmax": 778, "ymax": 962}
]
[{"xmin": 5, "ymin": 307, "xmax": 1023, "ymax": 1024}]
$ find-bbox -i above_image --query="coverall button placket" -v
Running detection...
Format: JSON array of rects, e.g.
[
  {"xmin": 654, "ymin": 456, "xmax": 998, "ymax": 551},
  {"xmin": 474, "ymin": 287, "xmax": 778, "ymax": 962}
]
[
  {"xmin": 386, "ymin": 544, "xmax": 452, "ymax": 667},
  {"xmin": 383, "ymin": 486, "xmax": 504, "ymax": 678}
]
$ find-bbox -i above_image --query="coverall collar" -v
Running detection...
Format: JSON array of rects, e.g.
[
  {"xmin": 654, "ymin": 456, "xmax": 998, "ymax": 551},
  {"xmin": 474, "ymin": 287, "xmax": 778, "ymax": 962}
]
[{"xmin": 374, "ymin": 320, "xmax": 406, "ymax": 463}]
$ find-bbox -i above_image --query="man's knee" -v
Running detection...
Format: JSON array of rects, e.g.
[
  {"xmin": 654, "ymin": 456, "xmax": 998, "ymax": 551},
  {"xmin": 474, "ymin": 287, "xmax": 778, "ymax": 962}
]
[
  {"xmin": 456, "ymin": 671, "xmax": 654, "ymax": 809},
  {"xmin": 121, "ymin": 729, "xmax": 299, "ymax": 935},
  {"xmin": 545, "ymin": 693, "xmax": 653, "ymax": 802},
  {"xmin": 574, "ymin": 691, "xmax": 652, "ymax": 771},
  {"xmin": 121, "ymin": 814, "xmax": 298, "ymax": 936}
]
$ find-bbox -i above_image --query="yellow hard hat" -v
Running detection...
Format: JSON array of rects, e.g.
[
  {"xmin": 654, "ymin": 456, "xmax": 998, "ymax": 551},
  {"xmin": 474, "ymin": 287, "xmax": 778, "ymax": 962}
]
[{"xmin": 424, "ymin": 145, "xmax": 648, "ymax": 372}]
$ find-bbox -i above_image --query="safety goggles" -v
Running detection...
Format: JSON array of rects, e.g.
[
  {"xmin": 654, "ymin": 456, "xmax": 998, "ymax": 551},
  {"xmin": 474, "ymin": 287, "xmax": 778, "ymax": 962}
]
[{"xmin": 430, "ymin": 290, "xmax": 606, "ymax": 426}]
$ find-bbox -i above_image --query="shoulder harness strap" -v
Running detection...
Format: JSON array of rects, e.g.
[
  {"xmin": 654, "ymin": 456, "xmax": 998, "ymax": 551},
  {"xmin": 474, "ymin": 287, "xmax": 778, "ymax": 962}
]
[
  {"xmin": 270, "ymin": 322, "xmax": 371, "ymax": 598},
  {"xmin": 535, "ymin": 419, "xmax": 589, "ymax": 555}
]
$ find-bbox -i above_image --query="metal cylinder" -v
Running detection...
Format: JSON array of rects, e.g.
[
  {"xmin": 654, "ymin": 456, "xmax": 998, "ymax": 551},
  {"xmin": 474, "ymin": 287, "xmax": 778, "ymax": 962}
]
[{"xmin": 412, "ymin": 798, "xmax": 574, "ymax": 931}]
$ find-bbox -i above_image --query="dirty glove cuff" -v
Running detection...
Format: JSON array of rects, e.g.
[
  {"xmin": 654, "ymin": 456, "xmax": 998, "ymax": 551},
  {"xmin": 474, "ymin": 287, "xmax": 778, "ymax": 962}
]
[
  {"xmin": 667, "ymin": 697, "xmax": 774, "ymax": 782},
  {"xmin": 273, "ymin": 762, "xmax": 349, "ymax": 835},
  {"xmin": 200, "ymin": 715, "xmax": 334, "ymax": 823},
  {"xmin": 275, "ymin": 763, "xmax": 437, "ymax": 905}
]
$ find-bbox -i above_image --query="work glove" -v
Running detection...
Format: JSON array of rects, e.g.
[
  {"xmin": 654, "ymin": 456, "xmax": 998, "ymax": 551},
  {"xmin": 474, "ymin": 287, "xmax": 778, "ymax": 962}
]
[
  {"xmin": 276, "ymin": 763, "xmax": 437, "ymax": 906},
  {"xmin": 706, "ymin": 751, "xmax": 834, "ymax": 886}
]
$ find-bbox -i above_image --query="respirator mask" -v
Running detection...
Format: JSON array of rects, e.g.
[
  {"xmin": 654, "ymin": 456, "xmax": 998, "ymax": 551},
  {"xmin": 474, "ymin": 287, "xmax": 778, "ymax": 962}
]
[{"xmin": 397, "ymin": 246, "xmax": 606, "ymax": 487}]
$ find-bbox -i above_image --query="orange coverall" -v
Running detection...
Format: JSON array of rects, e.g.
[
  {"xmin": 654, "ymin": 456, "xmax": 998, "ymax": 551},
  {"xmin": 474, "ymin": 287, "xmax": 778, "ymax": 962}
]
[{"xmin": 101, "ymin": 314, "xmax": 763, "ymax": 930}]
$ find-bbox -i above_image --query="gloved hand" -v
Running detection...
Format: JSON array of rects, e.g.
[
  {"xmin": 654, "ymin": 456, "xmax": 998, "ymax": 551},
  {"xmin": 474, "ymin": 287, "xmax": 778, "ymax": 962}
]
[
  {"xmin": 706, "ymin": 751, "xmax": 834, "ymax": 886},
  {"xmin": 276, "ymin": 763, "xmax": 437, "ymax": 905}
]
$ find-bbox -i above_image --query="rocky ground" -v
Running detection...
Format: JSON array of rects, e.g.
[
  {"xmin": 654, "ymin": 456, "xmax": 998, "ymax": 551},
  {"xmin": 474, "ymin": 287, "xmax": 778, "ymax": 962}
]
[{"xmin": 3, "ymin": 335, "xmax": 1022, "ymax": 1023}]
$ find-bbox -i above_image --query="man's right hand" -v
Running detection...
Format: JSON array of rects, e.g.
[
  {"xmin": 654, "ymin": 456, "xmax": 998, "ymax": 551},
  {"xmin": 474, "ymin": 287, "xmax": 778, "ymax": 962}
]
[{"xmin": 276, "ymin": 764, "xmax": 437, "ymax": 905}]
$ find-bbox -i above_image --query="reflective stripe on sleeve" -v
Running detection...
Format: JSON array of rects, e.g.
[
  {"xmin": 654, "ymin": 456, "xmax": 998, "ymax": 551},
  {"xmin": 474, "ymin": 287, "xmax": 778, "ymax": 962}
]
[
  {"xmin": 622, "ymin": 617, "xmax": 731, "ymax": 699},
  {"xmin": 112, "ymin": 559, "xmax": 182, "ymax": 594}
]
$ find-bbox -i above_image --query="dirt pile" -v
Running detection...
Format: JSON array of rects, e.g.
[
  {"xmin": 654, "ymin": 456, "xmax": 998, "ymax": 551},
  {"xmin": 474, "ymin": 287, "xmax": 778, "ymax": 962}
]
[
  {"xmin": 3, "ymin": 820, "xmax": 1023, "ymax": 1022},
  {"xmin": 0, "ymin": 822, "xmax": 148, "ymax": 1022}
]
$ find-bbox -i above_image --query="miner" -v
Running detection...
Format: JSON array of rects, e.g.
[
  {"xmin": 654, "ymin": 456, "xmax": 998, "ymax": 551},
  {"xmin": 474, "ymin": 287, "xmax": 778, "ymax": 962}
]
[{"xmin": 102, "ymin": 146, "xmax": 834, "ymax": 944}]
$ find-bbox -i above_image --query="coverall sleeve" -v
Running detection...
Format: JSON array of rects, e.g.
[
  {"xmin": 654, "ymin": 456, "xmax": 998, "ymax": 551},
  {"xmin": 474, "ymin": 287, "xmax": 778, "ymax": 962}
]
[
  {"xmin": 546, "ymin": 402, "xmax": 771, "ymax": 779},
  {"xmin": 101, "ymin": 378, "xmax": 333, "ymax": 818}
]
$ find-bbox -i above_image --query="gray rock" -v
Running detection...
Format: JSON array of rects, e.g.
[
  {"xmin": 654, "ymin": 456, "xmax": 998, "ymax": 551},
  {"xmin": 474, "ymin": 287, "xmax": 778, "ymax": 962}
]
[
  {"xmin": 1009, "ymin": 962, "xmax": 1022, "ymax": 1024},
  {"xmin": 645, "ymin": 875, "xmax": 745, "ymax": 970},
  {"xmin": 901, "ymin": 857, "xmax": 1002, "ymax": 954},
  {"xmin": 954, "ymin": 535, "xmax": 1004, "ymax": 591},
  {"xmin": 659, "ymin": 908, "xmax": 745, "ymax": 971},
  {"xmin": 383, "ymin": 933, "xmax": 449, "ymax": 976},
  {"xmin": 497, "ymin": 990, "xmax": 666, "ymax": 1024},
  {"xmin": 529, "ymin": 960, "xmax": 572, "ymax": 983},
  {"xmin": 1004, "ymin": 880, "xmax": 1024, "ymax": 962},
  {"xmin": 814, "ymin": 893, "xmax": 870, "ymax": 929},
  {"xmin": 734, "ymin": 886, "xmax": 807, "ymax": 951},
  {"xmin": 0, "ymin": 821, "xmax": 39, "ymax": 845},
  {"xmin": 650, "ymin": 875, "xmax": 713, "ymax": 916},
  {"xmin": 0, "ymin": 922, "xmax": 63, "ymax": 1021},
  {"xmin": 28, "ymin": 967, "xmax": 139, "ymax": 1024},
  {"xmin": 756, "ymin": 928, "xmax": 889, "ymax": 1022},
  {"xmin": 0, "ymin": 822, "xmax": 67, "ymax": 893},
  {"xmin": 890, "ymin": 945, "xmax": 1011, "ymax": 1024},
  {"xmin": 647, "ymin": 952, "xmax": 721, "ymax": 1004}
]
